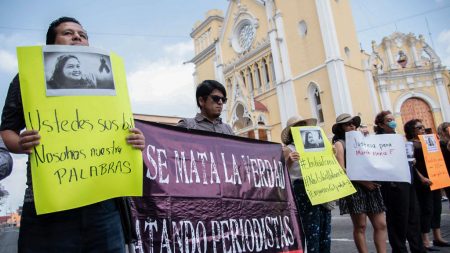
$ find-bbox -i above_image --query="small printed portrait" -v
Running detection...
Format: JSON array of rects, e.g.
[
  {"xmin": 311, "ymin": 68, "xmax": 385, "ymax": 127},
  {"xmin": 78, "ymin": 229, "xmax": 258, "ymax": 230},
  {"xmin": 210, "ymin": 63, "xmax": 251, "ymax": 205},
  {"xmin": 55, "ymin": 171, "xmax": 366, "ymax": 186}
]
[
  {"xmin": 405, "ymin": 141, "xmax": 415, "ymax": 161},
  {"xmin": 300, "ymin": 129, "xmax": 325, "ymax": 151},
  {"xmin": 424, "ymin": 135, "xmax": 438, "ymax": 153},
  {"xmin": 44, "ymin": 51, "xmax": 115, "ymax": 96}
]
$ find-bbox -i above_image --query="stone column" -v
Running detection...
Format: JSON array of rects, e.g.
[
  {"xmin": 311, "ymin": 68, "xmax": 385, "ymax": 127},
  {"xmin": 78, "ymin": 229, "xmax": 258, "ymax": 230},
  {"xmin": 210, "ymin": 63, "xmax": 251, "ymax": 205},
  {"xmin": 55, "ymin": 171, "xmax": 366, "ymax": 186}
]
[
  {"xmin": 363, "ymin": 59, "xmax": 380, "ymax": 118},
  {"xmin": 384, "ymin": 40, "xmax": 396, "ymax": 70},
  {"xmin": 409, "ymin": 37, "xmax": 421, "ymax": 67},
  {"xmin": 378, "ymin": 79, "xmax": 393, "ymax": 111},
  {"xmin": 316, "ymin": 0, "xmax": 353, "ymax": 115},
  {"xmin": 434, "ymin": 72, "xmax": 450, "ymax": 121}
]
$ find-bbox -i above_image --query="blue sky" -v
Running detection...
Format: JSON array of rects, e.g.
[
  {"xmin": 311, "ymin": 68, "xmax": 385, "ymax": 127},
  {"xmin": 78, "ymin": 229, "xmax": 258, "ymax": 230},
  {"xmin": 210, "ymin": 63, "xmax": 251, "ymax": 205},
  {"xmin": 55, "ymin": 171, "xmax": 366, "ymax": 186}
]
[{"xmin": 0, "ymin": 0, "xmax": 449, "ymax": 213}]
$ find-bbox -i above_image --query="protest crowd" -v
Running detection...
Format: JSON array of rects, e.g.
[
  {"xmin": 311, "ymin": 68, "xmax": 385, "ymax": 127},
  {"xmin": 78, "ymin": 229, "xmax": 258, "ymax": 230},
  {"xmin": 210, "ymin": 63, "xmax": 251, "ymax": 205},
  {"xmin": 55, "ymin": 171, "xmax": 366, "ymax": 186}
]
[{"xmin": 1, "ymin": 16, "xmax": 450, "ymax": 253}]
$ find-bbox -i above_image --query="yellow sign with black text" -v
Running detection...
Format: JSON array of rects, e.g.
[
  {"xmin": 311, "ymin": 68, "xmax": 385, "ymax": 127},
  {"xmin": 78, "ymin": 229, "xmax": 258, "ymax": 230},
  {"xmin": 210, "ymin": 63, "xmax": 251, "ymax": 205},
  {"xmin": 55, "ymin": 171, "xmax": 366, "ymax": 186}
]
[
  {"xmin": 17, "ymin": 45, "xmax": 142, "ymax": 214},
  {"xmin": 291, "ymin": 126, "xmax": 355, "ymax": 205}
]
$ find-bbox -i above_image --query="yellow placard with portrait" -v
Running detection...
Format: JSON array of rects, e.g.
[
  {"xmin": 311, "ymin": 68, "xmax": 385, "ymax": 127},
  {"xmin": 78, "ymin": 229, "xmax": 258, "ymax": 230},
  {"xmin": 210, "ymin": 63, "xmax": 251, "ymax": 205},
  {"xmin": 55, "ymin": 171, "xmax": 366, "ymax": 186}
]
[
  {"xmin": 17, "ymin": 45, "xmax": 143, "ymax": 214},
  {"xmin": 291, "ymin": 126, "xmax": 355, "ymax": 205}
]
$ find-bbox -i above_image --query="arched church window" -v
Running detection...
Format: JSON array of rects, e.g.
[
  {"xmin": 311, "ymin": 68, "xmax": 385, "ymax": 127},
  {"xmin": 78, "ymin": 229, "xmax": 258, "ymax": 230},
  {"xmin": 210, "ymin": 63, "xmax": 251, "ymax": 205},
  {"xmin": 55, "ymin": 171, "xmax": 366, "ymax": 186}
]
[
  {"xmin": 344, "ymin": 47, "xmax": 350, "ymax": 58},
  {"xmin": 298, "ymin": 20, "xmax": 307, "ymax": 38},
  {"xmin": 240, "ymin": 71, "xmax": 246, "ymax": 88},
  {"xmin": 262, "ymin": 58, "xmax": 270, "ymax": 89},
  {"xmin": 269, "ymin": 55, "xmax": 276, "ymax": 84},
  {"xmin": 254, "ymin": 63, "xmax": 262, "ymax": 93},
  {"xmin": 247, "ymin": 67, "xmax": 254, "ymax": 91},
  {"xmin": 226, "ymin": 78, "xmax": 232, "ymax": 89},
  {"xmin": 309, "ymin": 83, "xmax": 324, "ymax": 123}
]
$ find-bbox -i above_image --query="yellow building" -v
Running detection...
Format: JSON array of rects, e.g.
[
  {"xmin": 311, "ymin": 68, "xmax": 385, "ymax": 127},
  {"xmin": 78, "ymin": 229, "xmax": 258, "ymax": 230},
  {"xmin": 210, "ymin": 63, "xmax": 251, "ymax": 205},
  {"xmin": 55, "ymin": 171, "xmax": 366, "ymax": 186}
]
[
  {"xmin": 369, "ymin": 32, "xmax": 450, "ymax": 132},
  {"xmin": 189, "ymin": 0, "xmax": 450, "ymax": 142}
]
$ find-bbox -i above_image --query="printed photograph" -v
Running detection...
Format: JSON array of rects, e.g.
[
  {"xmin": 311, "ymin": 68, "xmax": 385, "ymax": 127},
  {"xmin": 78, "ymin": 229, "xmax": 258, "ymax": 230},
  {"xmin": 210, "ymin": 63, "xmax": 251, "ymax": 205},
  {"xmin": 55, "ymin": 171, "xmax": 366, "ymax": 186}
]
[
  {"xmin": 43, "ymin": 46, "xmax": 115, "ymax": 96},
  {"xmin": 300, "ymin": 129, "xmax": 325, "ymax": 151},
  {"xmin": 405, "ymin": 141, "xmax": 415, "ymax": 161},
  {"xmin": 424, "ymin": 135, "xmax": 438, "ymax": 153}
]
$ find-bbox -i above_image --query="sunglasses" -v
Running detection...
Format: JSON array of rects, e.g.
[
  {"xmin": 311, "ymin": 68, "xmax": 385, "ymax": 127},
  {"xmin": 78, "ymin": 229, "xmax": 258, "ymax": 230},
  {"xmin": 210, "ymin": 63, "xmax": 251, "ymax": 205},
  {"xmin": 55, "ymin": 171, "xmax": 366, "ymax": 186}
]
[
  {"xmin": 415, "ymin": 125, "xmax": 425, "ymax": 130},
  {"xmin": 343, "ymin": 121, "xmax": 355, "ymax": 127},
  {"xmin": 209, "ymin": 95, "xmax": 227, "ymax": 104}
]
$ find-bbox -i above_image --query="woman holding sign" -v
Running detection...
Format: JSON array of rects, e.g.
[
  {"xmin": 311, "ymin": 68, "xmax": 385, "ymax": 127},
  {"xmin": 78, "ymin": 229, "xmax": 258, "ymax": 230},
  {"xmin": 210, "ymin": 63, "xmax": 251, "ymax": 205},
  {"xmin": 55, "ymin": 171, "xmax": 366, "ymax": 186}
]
[
  {"xmin": 405, "ymin": 119, "xmax": 450, "ymax": 250},
  {"xmin": 374, "ymin": 111, "xmax": 426, "ymax": 253},
  {"xmin": 282, "ymin": 116, "xmax": 331, "ymax": 253},
  {"xmin": 332, "ymin": 113, "xmax": 387, "ymax": 253}
]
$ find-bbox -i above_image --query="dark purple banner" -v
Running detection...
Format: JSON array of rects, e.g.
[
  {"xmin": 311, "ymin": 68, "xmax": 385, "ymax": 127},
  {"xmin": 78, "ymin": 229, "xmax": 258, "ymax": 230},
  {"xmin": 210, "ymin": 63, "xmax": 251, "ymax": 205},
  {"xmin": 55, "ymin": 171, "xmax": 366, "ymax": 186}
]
[{"xmin": 131, "ymin": 120, "xmax": 303, "ymax": 253}]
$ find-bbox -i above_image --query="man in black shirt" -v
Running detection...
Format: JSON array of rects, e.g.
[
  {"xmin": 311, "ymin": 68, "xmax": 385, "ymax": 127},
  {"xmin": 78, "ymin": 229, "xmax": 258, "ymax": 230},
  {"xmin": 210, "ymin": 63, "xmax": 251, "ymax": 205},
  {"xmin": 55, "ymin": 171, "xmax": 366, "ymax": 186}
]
[{"xmin": 0, "ymin": 17, "xmax": 145, "ymax": 252}]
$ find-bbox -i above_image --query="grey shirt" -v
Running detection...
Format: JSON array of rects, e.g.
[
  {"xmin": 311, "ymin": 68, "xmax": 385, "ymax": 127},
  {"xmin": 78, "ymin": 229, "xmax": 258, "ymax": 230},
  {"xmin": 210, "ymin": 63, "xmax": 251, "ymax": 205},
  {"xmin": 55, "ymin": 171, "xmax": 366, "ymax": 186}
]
[
  {"xmin": 178, "ymin": 113, "xmax": 234, "ymax": 135},
  {"xmin": 0, "ymin": 137, "xmax": 13, "ymax": 181}
]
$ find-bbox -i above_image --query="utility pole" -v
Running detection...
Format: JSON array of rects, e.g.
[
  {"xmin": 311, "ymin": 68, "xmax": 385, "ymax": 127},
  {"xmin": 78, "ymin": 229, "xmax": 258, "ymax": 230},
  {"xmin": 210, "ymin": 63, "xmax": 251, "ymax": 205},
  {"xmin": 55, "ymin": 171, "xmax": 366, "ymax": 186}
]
[{"xmin": 425, "ymin": 17, "xmax": 436, "ymax": 49}]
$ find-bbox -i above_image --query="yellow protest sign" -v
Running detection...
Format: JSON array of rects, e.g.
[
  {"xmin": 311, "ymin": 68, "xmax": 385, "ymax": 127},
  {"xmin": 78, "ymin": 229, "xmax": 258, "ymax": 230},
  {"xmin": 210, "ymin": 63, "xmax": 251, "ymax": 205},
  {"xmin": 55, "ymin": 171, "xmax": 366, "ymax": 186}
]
[
  {"xmin": 17, "ymin": 45, "xmax": 143, "ymax": 214},
  {"xmin": 418, "ymin": 134, "xmax": 450, "ymax": 190},
  {"xmin": 291, "ymin": 126, "xmax": 355, "ymax": 205}
]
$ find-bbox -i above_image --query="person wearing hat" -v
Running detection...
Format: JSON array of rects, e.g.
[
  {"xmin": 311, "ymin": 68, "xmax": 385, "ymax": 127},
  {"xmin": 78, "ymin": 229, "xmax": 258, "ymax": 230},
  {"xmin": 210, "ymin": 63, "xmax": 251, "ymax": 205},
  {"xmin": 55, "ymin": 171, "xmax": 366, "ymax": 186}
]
[
  {"xmin": 332, "ymin": 113, "xmax": 387, "ymax": 253},
  {"xmin": 282, "ymin": 115, "xmax": 331, "ymax": 253}
]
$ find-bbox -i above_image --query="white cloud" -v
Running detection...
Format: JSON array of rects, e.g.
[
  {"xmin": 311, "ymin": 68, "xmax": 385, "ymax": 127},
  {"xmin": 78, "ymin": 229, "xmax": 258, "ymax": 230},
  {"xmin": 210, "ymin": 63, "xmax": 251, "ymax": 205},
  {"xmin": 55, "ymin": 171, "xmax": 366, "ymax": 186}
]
[
  {"xmin": 0, "ymin": 49, "xmax": 18, "ymax": 73},
  {"xmin": 0, "ymin": 33, "xmax": 43, "ymax": 74},
  {"xmin": 438, "ymin": 29, "xmax": 450, "ymax": 67},
  {"xmin": 1, "ymin": 154, "xmax": 27, "ymax": 214},
  {"xmin": 164, "ymin": 41, "xmax": 194, "ymax": 59},
  {"xmin": 127, "ymin": 41, "xmax": 198, "ymax": 118}
]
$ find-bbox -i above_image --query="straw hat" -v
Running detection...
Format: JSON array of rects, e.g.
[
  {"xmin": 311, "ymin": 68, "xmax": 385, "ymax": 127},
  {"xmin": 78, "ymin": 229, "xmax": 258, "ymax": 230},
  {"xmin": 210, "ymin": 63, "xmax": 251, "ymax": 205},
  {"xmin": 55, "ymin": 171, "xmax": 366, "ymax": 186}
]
[
  {"xmin": 332, "ymin": 113, "xmax": 361, "ymax": 134},
  {"xmin": 281, "ymin": 115, "xmax": 317, "ymax": 144}
]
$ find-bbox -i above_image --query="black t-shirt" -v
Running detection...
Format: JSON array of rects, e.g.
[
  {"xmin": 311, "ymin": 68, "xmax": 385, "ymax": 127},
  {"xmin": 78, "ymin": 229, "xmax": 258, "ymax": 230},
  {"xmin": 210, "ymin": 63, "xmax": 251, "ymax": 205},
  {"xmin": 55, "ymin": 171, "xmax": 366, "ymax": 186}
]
[
  {"xmin": 440, "ymin": 140, "xmax": 450, "ymax": 174},
  {"xmin": 0, "ymin": 74, "xmax": 25, "ymax": 132},
  {"xmin": 0, "ymin": 74, "xmax": 33, "ymax": 202}
]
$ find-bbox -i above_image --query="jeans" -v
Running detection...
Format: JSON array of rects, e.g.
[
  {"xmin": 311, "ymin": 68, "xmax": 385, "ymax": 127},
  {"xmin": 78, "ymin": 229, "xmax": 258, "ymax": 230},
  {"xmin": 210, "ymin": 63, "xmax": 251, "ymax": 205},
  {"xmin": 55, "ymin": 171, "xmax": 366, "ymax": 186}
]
[
  {"xmin": 18, "ymin": 199, "xmax": 125, "ymax": 253},
  {"xmin": 293, "ymin": 179, "xmax": 331, "ymax": 253}
]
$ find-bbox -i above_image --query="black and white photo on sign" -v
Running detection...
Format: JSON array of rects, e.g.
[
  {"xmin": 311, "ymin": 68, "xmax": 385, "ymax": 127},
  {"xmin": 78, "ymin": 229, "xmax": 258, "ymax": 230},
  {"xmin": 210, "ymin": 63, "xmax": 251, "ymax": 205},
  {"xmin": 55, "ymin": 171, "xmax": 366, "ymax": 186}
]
[
  {"xmin": 43, "ymin": 45, "xmax": 116, "ymax": 96},
  {"xmin": 424, "ymin": 135, "xmax": 438, "ymax": 152},
  {"xmin": 299, "ymin": 128, "xmax": 325, "ymax": 151},
  {"xmin": 405, "ymin": 141, "xmax": 415, "ymax": 161}
]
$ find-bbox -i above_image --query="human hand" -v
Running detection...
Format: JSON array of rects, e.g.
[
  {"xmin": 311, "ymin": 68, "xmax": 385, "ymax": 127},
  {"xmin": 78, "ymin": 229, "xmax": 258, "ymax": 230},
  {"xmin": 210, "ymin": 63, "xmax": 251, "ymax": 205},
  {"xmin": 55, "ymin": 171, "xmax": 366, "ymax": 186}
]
[
  {"xmin": 421, "ymin": 177, "xmax": 433, "ymax": 187},
  {"xmin": 19, "ymin": 130, "xmax": 40, "ymax": 154},
  {"xmin": 357, "ymin": 181, "xmax": 381, "ymax": 191},
  {"xmin": 126, "ymin": 128, "xmax": 145, "ymax": 151},
  {"xmin": 289, "ymin": 151, "xmax": 300, "ymax": 162},
  {"xmin": 83, "ymin": 73, "xmax": 97, "ymax": 87}
]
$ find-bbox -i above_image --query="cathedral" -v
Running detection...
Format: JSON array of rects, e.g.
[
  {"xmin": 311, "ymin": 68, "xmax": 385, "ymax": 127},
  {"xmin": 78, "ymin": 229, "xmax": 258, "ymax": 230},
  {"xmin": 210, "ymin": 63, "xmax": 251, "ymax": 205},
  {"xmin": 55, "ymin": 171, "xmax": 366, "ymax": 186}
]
[{"xmin": 189, "ymin": 0, "xmax": 450, "ymax": 142}]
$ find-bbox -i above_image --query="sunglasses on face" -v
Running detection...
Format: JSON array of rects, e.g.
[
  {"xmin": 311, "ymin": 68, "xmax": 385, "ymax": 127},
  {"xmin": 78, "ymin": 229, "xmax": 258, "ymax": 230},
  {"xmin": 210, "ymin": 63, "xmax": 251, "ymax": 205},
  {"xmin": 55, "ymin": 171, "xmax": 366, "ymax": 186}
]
[
  {"xmin": 343, "ymin": 121, "xmax": 355, "ymax": 127},
  {"xmin": 209, "ymin": 95, "xmax": 227, "ymax": 104}
]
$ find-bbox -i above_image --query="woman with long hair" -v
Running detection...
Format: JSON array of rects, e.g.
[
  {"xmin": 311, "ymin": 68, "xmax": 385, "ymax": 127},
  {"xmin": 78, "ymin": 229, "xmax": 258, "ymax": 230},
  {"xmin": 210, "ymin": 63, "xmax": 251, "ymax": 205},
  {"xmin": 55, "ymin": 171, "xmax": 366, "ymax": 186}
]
[
  {"xmin": 281, "ymin": 115, "xmax": 331, "ymax": 253},
  {"xmin": 375, "ymin": 111, "xmax": 426, "ymax": 253},
  {"xmin": 438, "ymin": 122, "xmax": 450, "ymax": 207},
  {"xmin": 333, "ymin": 113, "xmax": 387, "ymax": 253},
  {"xmin": 48, "ymin": 54, "xmax": 96, "ymax": 89},
  {"xmin": 404, "ymin": 119, "xmax": 450, "ymax": 250}
]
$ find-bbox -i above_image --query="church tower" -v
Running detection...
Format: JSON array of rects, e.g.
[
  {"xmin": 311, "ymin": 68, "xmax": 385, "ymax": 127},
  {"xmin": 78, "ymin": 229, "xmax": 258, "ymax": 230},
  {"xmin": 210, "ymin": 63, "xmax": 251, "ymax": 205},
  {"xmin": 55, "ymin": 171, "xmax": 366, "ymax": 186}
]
[{"xmin": 190, "ymin": 0, "xmax": 445, "ymax": 141}]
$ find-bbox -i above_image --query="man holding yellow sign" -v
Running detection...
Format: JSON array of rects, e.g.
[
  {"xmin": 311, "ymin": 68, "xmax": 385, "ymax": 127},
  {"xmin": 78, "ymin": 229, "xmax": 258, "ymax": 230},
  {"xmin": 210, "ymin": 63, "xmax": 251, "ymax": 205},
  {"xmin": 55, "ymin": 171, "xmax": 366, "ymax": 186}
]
[{"xmin": 0, "ymin": 17, "xmax": 144, "ymax": 252}]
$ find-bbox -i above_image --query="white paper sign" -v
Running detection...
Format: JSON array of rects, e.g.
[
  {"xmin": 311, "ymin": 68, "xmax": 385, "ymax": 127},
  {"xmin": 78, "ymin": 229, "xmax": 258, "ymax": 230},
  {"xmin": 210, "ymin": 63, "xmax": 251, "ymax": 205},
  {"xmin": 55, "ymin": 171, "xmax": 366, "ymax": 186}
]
[{"xmin": 345, "ymin": 131, "xmax": 411, "ymax": 183}]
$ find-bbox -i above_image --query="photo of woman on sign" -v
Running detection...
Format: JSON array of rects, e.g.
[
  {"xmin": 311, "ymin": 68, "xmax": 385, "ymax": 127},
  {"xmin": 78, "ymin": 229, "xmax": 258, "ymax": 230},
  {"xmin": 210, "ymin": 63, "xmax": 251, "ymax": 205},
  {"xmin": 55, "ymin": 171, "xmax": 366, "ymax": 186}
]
[
  {"xmin": 47, "ymin": 54, "xmax": 96, "ymax": 89},
  {"xmin": 302, "ymin": 130, "xmax": 324, "ymax": 150}
]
